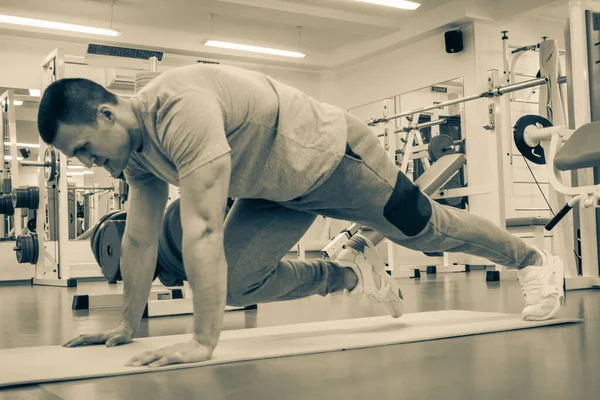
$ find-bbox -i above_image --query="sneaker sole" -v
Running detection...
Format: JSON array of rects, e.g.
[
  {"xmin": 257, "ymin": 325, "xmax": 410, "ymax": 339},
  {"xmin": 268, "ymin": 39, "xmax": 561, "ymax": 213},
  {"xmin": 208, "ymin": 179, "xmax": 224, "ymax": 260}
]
[{"xmin": 370, "ymin": 257, "xmax": 404, "ymax": 318}]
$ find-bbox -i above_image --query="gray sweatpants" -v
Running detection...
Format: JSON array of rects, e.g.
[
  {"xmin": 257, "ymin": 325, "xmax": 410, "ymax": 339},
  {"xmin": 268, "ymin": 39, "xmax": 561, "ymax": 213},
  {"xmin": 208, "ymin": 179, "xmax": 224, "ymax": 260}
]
[{"xmin": 224, "ymin": 113, "xmax": 530, "ymax": 306}]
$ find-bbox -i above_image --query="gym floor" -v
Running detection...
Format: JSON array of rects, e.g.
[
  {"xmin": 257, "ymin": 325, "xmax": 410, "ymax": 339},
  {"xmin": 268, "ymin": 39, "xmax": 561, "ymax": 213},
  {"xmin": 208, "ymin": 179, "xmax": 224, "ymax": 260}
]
[{"xmin": 0, "ymin": 271, "xmax": 598, "ymax": 400}]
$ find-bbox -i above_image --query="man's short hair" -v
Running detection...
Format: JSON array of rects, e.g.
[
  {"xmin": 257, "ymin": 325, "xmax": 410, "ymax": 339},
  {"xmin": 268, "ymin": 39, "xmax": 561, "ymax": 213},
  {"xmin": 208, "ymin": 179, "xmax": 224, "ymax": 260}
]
[{"xmin": 37, "ymin": 78, "xmax": 118, "ymax": 144}]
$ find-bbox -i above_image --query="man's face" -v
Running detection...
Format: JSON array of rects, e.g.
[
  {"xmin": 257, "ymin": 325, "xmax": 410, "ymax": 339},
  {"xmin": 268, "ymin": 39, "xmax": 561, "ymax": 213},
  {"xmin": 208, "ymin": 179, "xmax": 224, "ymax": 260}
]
[{"xmin": 52, "ymin": 112, "xmax": 132, "ymax": 178}]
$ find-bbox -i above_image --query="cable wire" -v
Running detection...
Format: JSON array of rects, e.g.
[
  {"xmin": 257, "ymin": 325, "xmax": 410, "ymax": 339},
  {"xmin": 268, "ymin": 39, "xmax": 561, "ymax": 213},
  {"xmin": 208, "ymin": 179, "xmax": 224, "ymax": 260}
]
[{"xmin": 522, "ymin": 156, "xmax": 555, "ymax": 216}]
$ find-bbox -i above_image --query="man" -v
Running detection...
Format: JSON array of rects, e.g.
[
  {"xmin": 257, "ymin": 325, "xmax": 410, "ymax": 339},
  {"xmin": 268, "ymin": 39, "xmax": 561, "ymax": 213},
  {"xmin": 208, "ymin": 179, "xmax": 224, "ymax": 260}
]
[{"xmin": 38, "ymin": 64, "xmax": 564, "ymax": 368}]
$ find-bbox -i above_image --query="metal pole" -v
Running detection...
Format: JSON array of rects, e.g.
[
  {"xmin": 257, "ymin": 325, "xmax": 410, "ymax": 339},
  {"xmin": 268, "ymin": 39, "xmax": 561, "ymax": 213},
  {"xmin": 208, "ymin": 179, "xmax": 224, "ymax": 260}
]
[
  {"xmin": 377, "ymin": 118, "xmax": 447, "ymax": 138},
  {"xmin": 511, "ymin": 44, "xmax": 539, "ymax": 54},
  {"xmin": 149, "ymin": 56, "xmax": 158, "ymax": 72},
  {"xmin": 19, "ymin": 161, "xmax": 48, "ymax": 168},
  {"xmin": 495, "ymin": 77, "xmax": 548, "ymax": 95},
  {"xmin": 66, "ymin": 186, "xmax": 113, "ymax": 191},
  {"xmin": 409, "ymin": 118, "xmax": 448, "ymax": 130},
  {"xmin": 368, "ymin": 93, "xmax": 483, "ymax": 126},
  {"xmin": 368, "ymin": 76, "xmax": 560, "ymax": 126}
]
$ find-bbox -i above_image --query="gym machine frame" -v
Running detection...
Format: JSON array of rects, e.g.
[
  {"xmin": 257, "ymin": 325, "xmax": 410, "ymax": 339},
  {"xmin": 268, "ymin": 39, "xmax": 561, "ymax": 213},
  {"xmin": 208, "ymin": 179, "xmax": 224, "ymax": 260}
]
[
  {"xmin": 0, "ymin": 90, "xmax": 23, "ymax": 237},
  {"xmin": 323, "ymin": 65, "xmax": 567, "ymax": 279}
]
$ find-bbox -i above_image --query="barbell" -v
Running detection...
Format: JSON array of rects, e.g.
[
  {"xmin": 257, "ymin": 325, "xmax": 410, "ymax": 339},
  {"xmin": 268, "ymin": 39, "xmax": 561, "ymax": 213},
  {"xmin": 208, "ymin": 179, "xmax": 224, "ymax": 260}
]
[{"xmin": 19, "ymin": 147, "xmax": 58, "ymax": 182}]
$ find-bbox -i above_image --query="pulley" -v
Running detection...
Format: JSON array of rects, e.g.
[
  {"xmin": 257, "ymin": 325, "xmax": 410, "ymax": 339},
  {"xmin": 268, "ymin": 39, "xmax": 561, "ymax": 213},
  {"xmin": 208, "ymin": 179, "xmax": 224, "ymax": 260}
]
[{"xmin": 513, "ymin": 115, "xmax": 552, "ymax": 165}]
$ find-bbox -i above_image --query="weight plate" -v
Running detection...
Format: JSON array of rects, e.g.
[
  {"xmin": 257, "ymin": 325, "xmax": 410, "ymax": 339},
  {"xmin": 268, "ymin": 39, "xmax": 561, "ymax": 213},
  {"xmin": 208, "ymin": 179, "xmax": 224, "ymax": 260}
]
[
  {"xmin": 428, "ymin": 134, "xmax": 456, "ymax": 162},
  {"xmin": 90, "ymin": 211, "xmax": 123, "ymax": 267},
  {"xmin": 513, "ymin": 115, "xmax": 552, "ymax": 165},
  {"xmin": 160, "ymin": 225, "xmax": 186, "ymax": 280},
  {"xmin": 31, "ymin": 233, "xmax": 39, "ymax": 264},
  {"xmin": 98, "ymin": 220, "xmax": 126, "ymax": 282},
  {"xmin": 164, "ymin": 200, "xmax": 183, "ymax": 261},
  {"xmin": 27, "ymin": 187, "xmax": 39, "ymax": 209},
  {"xmin": 437, "ymin": 179, "xmax": 465, "ymax": 207},
  {"xmin": 0, "ymin": 195, "xmax": 14, "ymax": 215},
  {"xmin": 14, "ymin": 233, "xmax": 38, "ymax": 264},
  {"xmin": 27, "ymin": 217, "xmax": 36, "ymax": 232},
  {"xmin": 156, "ymin": 240, "xmax": 184, "ymax": 287},
  {"xmin": 44, "ymin": 147, "xmax": 57, "ymax": 182},
  {"xmin": 12, "ymin": 188, "xmax": 29, "ymax": 209}
]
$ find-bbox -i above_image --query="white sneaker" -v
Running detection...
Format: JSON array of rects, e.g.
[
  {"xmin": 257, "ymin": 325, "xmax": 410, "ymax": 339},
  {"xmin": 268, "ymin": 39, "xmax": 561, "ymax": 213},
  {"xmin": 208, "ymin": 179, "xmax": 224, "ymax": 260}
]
[
  {"xmin": 517, "ymin": 247, "xmax": 565, "ymax": 321},
  {"xmin": 335, "ymin": 238, "xmax": 404, "ymax": 319}
]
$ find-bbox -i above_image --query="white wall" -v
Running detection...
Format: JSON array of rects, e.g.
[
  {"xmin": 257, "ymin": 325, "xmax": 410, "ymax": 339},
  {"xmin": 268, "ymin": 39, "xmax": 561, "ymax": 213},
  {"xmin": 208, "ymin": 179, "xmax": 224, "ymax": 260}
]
[
  {"xmin": 322, "ymin": 24, "xmax": 477, "ymax": 110},
  {"xmin": 0, "ymin": 34, "xmax": 322, "ymax": 100},
  {"xmin": 319, "ymin": 24, "xmax": 479, "ymax": 269}
]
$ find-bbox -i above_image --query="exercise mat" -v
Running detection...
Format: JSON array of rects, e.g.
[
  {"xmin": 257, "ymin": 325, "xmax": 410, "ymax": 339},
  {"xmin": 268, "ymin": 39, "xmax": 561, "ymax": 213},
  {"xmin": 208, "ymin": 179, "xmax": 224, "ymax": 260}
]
[{"xmin": 0, "ymin": 310, "xmax": 581, "ymax": 388}]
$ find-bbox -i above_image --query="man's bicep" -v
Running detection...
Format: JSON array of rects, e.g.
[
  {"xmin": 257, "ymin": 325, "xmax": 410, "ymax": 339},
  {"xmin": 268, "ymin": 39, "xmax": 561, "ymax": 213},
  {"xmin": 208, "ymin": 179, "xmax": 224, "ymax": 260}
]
[
  {"xmin": 179, "ymin": 153, "xmax": 231, "ymax": 239},
  {"xmin": 125, "ymin": 178, "xmax": 169, "ymax": 246}
]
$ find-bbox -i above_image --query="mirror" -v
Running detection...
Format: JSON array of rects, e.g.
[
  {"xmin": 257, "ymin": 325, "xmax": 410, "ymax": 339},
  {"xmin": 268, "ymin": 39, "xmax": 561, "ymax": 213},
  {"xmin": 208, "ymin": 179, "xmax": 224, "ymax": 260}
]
[{"xmin": 0, "ymin": 87, "xmax": 115, "ymax": 242}]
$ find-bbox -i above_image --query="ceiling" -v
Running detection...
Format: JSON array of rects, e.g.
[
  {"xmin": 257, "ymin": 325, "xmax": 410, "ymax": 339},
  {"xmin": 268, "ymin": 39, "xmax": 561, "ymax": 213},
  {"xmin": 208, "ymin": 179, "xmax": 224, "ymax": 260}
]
[{"xmin": 0, "ymin": 0, "xmax": 569, "ymax": 70}]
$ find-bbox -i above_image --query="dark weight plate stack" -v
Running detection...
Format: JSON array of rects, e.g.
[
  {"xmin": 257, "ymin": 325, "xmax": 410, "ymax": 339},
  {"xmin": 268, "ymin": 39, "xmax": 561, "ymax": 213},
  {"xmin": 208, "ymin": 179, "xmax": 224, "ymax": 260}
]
[
  {"xmin": 0, "ymin": 195, "xmax": 14, "ymax": 215},
  {"xmin": 90, "ymin": 210, "xmax": 180, "ymax": 286},
  {"xmin": 98, "ymin": 220, "xmax": 126, "ymax": 282},
  {"xmin": 160, "ymin": 200, "xmax": 186, "ymax": 281},
  {"xmin": 12, "ymin": 187, "xmax": 39, "ymax": 210},
  {"xmin": 14, "ymin": 233, "xmax": 39, "ymax": 264}
]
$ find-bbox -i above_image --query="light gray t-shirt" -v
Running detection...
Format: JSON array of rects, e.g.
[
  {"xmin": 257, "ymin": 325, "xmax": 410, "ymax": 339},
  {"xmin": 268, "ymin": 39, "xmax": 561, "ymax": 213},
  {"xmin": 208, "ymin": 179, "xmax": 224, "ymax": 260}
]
[{"xmin": 126, "ymin": 64, "xmax": 347, "ymax": 202}]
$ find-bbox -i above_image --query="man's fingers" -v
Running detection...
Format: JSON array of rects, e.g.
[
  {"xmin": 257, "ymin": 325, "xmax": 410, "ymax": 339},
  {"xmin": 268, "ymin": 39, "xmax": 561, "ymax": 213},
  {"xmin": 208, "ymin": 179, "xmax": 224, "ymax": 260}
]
[
  {"xmin": 63, "ymin": 334, "xmax": 104, "ymax": 348},
  {"xmin": 106, "ymin": 335, "xmax": 126, "ymax": 348},
  {"xmin": 149, "ymin": 354, "xmax": 182, "ymax": 368},
  {"xmin": 126, "ymin": 350, "xmax": 162, "ymax": 367}
]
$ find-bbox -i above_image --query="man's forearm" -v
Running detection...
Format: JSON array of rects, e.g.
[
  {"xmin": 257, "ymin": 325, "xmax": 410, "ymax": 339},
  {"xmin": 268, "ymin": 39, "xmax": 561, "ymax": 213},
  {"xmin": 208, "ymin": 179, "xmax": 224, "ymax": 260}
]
[
  {"xmin": 185, "ymin": 233, "xmax": 227, "ymax": 352},
  {"xmin": 120, "ymin": 234, "xmax": 160, "ymax": 335}
]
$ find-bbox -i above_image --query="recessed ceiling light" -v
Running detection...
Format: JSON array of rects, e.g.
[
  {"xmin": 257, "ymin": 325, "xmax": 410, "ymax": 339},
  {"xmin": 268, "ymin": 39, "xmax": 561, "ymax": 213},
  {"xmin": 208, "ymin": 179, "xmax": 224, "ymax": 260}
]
[
  {"xmin": 357, "ymin": 0, "xmax": 421, "ymax": 10},
  {"xmin": 4, "ymin": 142, "xmax": 40, "ymax": 148},
  {"xmin": 0, "ymin": 14, "xmax": 121, "ymax": 36},
  {"xmin": 203, "ymin": 40, "xmax": 306, "ymax": 58}
]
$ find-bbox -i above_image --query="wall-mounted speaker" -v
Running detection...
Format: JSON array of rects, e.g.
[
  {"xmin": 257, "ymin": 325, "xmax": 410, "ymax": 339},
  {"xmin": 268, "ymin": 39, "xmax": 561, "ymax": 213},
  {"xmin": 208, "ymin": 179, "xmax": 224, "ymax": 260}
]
[{"xmin": 445, "ymin": 30, "xmax": 463, "ymax": 54}]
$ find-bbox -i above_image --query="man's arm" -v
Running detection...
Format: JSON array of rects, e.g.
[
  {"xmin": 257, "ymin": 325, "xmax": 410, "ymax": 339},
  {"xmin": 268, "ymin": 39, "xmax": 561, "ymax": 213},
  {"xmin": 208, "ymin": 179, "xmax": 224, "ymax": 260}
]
[
  {"xmin": 178, "ymin": 152, "xmax": 231, "ymax": 352},
  {"xmin": 120, "ymin": 177, "xmax": 169, "ymax": 335}
]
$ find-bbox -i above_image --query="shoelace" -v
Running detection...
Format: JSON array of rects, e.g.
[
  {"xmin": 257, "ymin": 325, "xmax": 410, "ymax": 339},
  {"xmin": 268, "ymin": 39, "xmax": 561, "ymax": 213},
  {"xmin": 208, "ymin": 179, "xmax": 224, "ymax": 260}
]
[{"xmin": 520, "ymin": 273, "xmax": 542, "ymax": 305}]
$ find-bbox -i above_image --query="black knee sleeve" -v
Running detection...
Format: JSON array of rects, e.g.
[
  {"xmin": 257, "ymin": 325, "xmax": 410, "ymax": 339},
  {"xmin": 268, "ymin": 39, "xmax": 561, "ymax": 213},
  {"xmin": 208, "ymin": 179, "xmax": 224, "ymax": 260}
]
[{"xmin": 383, "ymin": 172, "xmax": 432, "ymax": 237}]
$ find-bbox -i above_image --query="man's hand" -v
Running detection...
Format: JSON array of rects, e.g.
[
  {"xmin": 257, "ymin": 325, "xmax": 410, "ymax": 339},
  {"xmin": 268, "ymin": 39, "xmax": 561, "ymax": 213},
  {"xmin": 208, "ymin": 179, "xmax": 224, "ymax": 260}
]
[
  {"xmin": 125, "ymin": 338, "xmax": 213, "ymax": 368},
  {"xmin": 63, "ymin": 325, "xmax": 133, "ymax": 348}
]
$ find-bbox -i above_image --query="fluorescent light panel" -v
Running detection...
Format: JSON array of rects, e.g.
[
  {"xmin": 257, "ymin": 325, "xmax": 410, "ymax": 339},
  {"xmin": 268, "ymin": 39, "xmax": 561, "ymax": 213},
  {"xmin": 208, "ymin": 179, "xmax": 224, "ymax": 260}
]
[
  {"xmin": 13, "ymin": 100, "xmax": 23, "ymax": 106},
  {"xmin": 0, "ymin": 14, "xmax": 121, "ymax": 37},
  {"xmin": 357, "ymin": 0, "xmax": 421, "ymax": 10},
  {"xmin": 4, "ymin": 142, "xmax": 40, "ymax": 148},
  {"xmin": 4, "ymin": 156, "xmax": 24, "ymax": 160},
  {"xmin": 67, "ymin": 171, "xmax": 94, "ymax": 176},
  {"xmin": 29, "ymin": 89, "xmax": 41, "ymax": 97},
  {"xmin": 204, "ymin": 40, "xmax": 306, "ymax": 58},
  {"xmin": 67, "ymin": 165, "xmax": 84, "ymax": 169}
]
